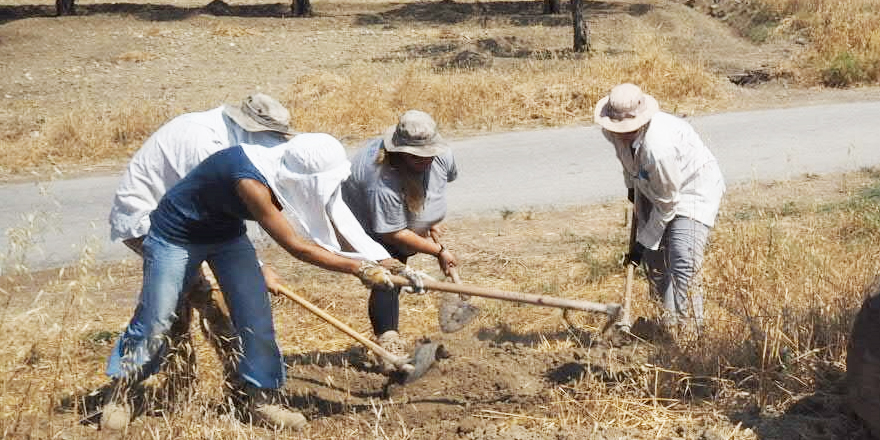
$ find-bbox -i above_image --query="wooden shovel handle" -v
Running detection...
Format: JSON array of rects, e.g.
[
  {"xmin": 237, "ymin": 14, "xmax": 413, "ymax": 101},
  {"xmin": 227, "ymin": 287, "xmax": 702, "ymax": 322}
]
[
  {"xmin": 390, "ymin": 275, "xmax": 620, "ymax": 316},
  {"xmin": 275, "ymin": 285, "xmax": 414, "ymax": 373},
  {"xmin": 448, "ymin": 267, "xmax": 463, "ymax": 284},
  {"xmin": 619, "ymin": 193, "xmax": 639, "ymax": 330}
]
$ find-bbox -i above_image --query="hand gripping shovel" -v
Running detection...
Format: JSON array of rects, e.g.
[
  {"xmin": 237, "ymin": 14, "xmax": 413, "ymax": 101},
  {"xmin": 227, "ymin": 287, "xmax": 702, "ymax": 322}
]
[
  {"xmin": 389, "ymin": 275, "xmax": 622, "ymax": 331},
  {"xmin": 275, "ymin": 285, "xmax": 440, "ymax": 384}
]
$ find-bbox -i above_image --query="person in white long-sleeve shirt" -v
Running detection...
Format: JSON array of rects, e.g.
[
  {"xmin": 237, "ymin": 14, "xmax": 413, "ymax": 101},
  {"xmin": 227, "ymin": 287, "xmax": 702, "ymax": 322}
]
[
  {"xmin": 594, "ymin": 83, "xmax": 725, "ymax": 333},
  {"xmin": 107, "ymin": 93, "xmax": 293, "ymax": 396}
]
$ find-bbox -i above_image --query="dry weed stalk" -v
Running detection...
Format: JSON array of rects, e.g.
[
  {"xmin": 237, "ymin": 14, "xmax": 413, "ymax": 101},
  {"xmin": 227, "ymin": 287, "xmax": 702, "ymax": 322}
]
[
  {"xmin": 1, "ymin": 171, "xmax": 878, "ymax": 438},
  {"xmin": 752, "ymin": 0, "xmax": 880, "ymax": 85}
]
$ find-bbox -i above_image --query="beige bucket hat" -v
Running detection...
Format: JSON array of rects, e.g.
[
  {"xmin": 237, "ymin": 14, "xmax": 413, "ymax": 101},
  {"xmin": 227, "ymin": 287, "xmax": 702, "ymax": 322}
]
[
  {"xmin": 223, "ymin": 93, "xmax": 295, "ymax": 135},
  {"xmin": 594, "ymin": 83, "xmax": 660, "ymax": 133},
  {"xmin": 383, "ymin": 110, "xmax": 448, "ymax": 157}
]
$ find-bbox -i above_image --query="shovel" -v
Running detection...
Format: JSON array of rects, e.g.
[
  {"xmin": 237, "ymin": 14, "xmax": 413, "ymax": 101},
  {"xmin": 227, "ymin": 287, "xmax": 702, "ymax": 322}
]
[
  {"xmin": 430, "ymin": 231, "xmax": 480, "ymax": 333},
  {"xmin": 437, "ymin": 267, "xmax": 480, "ymax": 333},
  {"xmin": 275, "ymin": 285, "xmax": 440, "ymax": 384}
]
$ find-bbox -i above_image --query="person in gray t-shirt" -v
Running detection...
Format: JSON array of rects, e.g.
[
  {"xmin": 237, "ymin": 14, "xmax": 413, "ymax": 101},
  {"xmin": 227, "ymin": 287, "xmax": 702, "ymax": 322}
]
[{"xmin": 342, "ymin": 110, "xmax": 459, "ymax": 366}]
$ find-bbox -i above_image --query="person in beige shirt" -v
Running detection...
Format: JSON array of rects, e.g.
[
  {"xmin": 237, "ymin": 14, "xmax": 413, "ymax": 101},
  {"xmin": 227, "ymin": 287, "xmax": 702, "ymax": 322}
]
[{"xmin": 594, "ymin": 83, "xmax": 725, "ymax": 334}]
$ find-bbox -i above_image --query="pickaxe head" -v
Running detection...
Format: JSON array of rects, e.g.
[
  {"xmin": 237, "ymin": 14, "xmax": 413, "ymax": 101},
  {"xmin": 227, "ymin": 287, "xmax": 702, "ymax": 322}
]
[
  {"xmin": 386, "ymin": 339, "xmax": 447, "ymax": 386},
  {"xmin": 438, "ymin": 293, "xmax": 480, "ymax": 333}
]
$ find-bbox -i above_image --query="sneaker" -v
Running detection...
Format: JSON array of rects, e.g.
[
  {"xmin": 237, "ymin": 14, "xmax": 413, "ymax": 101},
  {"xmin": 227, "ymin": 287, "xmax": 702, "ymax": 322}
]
[
  {"xmin": 100, "ymin": 383, "xmax": 133, "ymax": 432},
  {"xmin": 244, "ymin": 386, "xmax": 307, "ymax": 431},
  {"xmin": 100, "ymin": 402, "xmax": 132, "ymax": 431},
  {"xmin": 376, "ymin": 330, "xmax": 409, "ymax": 373}
]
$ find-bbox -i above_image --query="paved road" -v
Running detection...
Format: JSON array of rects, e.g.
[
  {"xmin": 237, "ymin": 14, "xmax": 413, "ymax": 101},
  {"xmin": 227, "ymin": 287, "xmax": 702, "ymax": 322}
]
[{"xmin": 2, "ymin": 101, "xmax": 879, "ymax": 270}]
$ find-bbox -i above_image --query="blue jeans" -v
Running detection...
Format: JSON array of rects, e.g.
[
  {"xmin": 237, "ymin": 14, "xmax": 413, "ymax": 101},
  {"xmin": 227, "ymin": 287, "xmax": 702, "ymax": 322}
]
[
  {"xmin": 106, "ymin": 232, "xmax": 285, "ymax": 389},
  {"xmin": 643, "ymin": 216, "xmax": 709, "ymax": 326}
]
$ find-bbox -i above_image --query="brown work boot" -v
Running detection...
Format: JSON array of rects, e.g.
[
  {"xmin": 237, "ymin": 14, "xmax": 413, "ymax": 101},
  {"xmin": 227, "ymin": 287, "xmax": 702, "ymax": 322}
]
[
  {"xmin": 376, "ymin": 330, "xmax": 409, "ymax": 373},
  {"xmin": 243, "ymin": 386, "xmax": 307, "ymax": 431}
]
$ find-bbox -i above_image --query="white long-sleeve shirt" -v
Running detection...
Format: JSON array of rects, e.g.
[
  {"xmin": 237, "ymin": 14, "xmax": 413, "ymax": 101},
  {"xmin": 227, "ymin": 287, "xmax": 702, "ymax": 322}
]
[
  {"xmin": 603, "ymin": 112, "xmax": 726, "ymax": 250},
  {"xmin": 108, "ymin": 107, "xmax": 285, "ymax": 241}
]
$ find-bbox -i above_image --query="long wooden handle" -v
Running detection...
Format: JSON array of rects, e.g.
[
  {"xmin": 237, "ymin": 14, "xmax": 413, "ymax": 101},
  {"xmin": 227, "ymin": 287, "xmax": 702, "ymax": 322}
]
[
  {"xmin": 448, "ymin": 266, "xmax": 463, "ymax": 284},
  {"xmin": 390, "ymin": 275, "xmax": 619, "ymax": 315},
  {"xmin": 620, "ymin": 264, "xmax": 634, "ymax": 328},
  {"xmin": 275, "ymin": 285, "xmax": 414, "ymax": 372},
  {"xmin": 619, "ymin": 194, "xmax": 639, "ymax": 329}
]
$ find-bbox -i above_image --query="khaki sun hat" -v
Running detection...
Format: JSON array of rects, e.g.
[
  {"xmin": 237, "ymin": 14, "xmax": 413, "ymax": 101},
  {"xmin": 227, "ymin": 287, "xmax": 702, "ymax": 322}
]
[
  {"xmin": 382, "ymin": 110, "xmax": 448, "ymax": 157},
  {"xmin": 594, "ymin": 83, "xmax": 660, "ymax": 133},
  {"xmin": 223, "ymin": 93, "xmax": 295, "ymax": 135}
]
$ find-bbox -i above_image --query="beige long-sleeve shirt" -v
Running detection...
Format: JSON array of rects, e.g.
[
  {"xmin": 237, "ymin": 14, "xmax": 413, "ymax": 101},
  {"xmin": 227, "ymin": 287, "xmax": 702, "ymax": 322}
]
[
  {"xmin": 108, "ymin": 107, "xmax": 286, "ymax": 241},
  {"xmin": 603, "ymin": 112, "xmax": 726, "ymax": 250}
]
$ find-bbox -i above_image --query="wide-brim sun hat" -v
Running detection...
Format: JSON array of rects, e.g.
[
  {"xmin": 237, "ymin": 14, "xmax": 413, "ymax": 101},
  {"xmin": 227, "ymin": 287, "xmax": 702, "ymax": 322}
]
[
  {"xmin": 382, "ymin": 110, "xmax": 449, "ymax": 157},
  {"xmin": 240, "ymin": 134, "xmax": 391, "ymax": 262},
  {"xmin": 223, "ymin": 93, "xmax": 296, "ymax": 136},
  {"xmin": 594, "ymin": 83, "xmax": 660, "ymax": 133}
]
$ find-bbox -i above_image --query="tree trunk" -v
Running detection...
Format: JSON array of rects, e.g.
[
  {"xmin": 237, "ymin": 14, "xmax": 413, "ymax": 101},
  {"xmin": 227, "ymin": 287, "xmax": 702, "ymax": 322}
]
[
  {"xmin": 543, "ymin": 0, "xmax": 560, "ymax": 14},
  {"xmin": 570, "ymin": 0, "xmax": 590, "ymax": 52},
  {"xmin": 293, "ymin": 0, "xmax": 312, "ymax": 16},
  {"xmin": 56, "ymin": 0, "xmax": 75, "ymax": 15}
]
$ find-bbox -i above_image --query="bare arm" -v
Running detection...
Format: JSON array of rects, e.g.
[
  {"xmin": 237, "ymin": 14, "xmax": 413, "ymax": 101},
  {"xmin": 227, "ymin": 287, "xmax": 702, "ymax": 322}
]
[
  {"xmin": 381, "ymin": 227, "xmax": 458, "ymax": 276},
  {"xmin": 236, "ymin": 179, "xmax": 362, "ymax": 275}
]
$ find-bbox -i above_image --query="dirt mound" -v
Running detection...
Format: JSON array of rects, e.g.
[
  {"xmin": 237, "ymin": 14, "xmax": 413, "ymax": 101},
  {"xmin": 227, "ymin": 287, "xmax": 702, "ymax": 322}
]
[{"xmin": 280, "ymin": 331, "xmax": 654, "ymax": 439}]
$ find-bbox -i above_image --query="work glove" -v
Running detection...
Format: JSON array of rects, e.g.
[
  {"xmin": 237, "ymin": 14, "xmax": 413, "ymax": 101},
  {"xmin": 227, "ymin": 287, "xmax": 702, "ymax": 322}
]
[
  {"xmin": 627, "ymin": 188, "xmax": 635, "ymax": 203},
  {"xmin": 383, "ymin": 259, "xmax": 426, "ymax": 294},
  {"xmin": 357, "ymin": 261, "xmax": 394, "ymax": 290},
  {"xmin": 392, "ymin": 264, "xmax": 426, "ymax": 294},
  {"xmin": 627, "ymin": 242, "xmax": 646, "ymax": 267},
  {"xmin": 400, "ymin": 270, "xmax": 437, "ymax": 294}
]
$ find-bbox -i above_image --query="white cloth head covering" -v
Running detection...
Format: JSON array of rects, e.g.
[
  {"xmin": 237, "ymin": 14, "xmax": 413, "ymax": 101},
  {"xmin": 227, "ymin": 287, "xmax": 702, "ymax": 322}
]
[{"xmin": 242, "ymin": 133, "xmax": 391, "ymax": 261}]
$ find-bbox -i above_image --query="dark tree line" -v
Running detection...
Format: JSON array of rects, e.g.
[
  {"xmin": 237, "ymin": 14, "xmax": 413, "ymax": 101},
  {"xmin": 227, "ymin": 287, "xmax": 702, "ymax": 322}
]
[
  {"xmin": 53, "ymin": 0, "xmax": 312, "ymax": 16},
  {"xmin": 53, "ymin": 0, "xmax": 585, "ymax": 52}
]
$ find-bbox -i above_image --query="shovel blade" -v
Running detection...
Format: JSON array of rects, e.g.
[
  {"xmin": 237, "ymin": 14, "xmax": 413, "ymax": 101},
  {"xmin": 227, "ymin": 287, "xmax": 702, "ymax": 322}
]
[
  {"xmin": 388, "ymin": 340, "xmax": 445, "ymax": 385},
  {"xmin": 438, "ymin": 293, "xmax": 480, "ymax": 333}
]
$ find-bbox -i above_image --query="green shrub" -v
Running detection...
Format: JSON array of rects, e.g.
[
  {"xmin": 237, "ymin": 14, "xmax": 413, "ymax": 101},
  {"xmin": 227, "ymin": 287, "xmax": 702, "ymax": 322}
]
[{"xmin": 821, "ymin": 51, "xmax": 870, "ymax": 87}]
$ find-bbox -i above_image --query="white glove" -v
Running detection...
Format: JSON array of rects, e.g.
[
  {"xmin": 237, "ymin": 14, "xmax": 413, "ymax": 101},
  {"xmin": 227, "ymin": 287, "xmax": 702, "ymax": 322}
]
[{"xmin": 395, "ymin": 266, "xmax": 433, "ymax": 295}]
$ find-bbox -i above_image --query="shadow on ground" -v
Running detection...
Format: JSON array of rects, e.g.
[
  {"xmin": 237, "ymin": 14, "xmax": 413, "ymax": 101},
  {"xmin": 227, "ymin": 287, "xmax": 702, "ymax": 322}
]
[
  {"xmin": 355, "ymin": 0, "xmax": 650, "ymax": 27},
  {"xmin": 728, "ymin": 374, "xmax": 873, "ymax": 440},
  {"xmin": 1, "ymin": 0, "xmax": 651, "ymax": 25},
  {"xmin": 0, "ymin": 0, "xmax": 292, "ymax": 24}
]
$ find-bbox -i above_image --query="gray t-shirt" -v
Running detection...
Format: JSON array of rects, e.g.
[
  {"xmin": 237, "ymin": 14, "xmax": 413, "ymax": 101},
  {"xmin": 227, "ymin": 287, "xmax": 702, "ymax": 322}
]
[{"xmin": 342, "ymin": 138, "xmax": 458, "ymax": 240}]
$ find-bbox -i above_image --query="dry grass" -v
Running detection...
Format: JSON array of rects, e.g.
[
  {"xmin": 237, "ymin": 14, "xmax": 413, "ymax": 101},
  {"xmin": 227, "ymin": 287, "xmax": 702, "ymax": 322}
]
[
  {"xmin": 0, "ymin": 100, "xmax": 177, "ymax": 175},
  {"xmin": 3, "ymin": 0, "xmax": 877, "ymax": 175},
  {"xmin": 0, "ymin": 21, "xmax": 730, "ymax": 174},
  {"xmin": 1, "ymin": 169, "xmax": 878, "ymax": 438},
  {"xmin": 746, "ymin": 0, "xmax": 880, "ymax": 85},
  {"xmin": 0, "ymin": 38, "xmax": 726, "ymax": 174},
  {"xmin": 284, "ymin": 36, "xmax": 725, "ymax": 140}
]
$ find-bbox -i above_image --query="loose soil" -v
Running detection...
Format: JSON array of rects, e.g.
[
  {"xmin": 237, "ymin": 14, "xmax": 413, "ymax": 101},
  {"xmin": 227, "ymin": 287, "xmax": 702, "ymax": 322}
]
[
  {"xmin": 3, "ymin": 172, "xmax": 876, "ymax": 439},
  {"xmin": 1, "ymin": 0, "xmax": 879, "ymax": 438}
]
